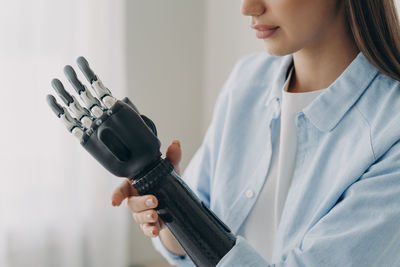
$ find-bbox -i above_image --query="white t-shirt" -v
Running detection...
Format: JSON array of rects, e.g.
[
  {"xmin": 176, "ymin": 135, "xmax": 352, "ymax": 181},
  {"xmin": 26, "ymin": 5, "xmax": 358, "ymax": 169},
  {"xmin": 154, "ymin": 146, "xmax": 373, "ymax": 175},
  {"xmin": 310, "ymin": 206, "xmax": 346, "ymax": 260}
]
[{"xmin": 238, "ymin": 67, "xmax": 326, "ymax": 260}]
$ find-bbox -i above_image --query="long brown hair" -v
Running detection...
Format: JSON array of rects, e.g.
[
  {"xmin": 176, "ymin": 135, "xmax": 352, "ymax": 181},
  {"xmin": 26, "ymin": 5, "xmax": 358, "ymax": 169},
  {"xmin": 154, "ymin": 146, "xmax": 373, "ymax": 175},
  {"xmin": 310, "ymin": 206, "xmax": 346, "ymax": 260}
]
[{"xmin": 345, "ymin": 0, "xmax": 400, "ymax": 81}]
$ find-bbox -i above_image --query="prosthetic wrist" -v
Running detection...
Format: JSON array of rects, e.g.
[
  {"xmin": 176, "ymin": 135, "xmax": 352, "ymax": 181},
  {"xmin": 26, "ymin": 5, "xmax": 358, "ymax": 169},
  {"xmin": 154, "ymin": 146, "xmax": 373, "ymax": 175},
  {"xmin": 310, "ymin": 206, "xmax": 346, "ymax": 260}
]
[{"xmin": 46, "ymin": 57, "xmax": 236, "ymax": 267}]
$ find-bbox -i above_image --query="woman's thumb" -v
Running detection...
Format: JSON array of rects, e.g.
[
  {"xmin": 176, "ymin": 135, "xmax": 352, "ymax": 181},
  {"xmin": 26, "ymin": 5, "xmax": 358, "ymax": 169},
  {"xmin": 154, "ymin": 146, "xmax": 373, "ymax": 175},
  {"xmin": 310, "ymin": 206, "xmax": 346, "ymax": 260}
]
[{"xmin": 166, "ymin": 140, "xmax": 182, "ymax": 175}]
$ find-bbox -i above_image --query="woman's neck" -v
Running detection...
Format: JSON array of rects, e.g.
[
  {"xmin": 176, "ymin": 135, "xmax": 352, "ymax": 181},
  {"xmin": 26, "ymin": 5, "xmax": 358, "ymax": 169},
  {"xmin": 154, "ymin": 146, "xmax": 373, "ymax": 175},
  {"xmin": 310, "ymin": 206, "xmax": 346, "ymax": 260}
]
[{"xmin": 288, "ymin": 10, "xmax": 360, "ymax": 93}]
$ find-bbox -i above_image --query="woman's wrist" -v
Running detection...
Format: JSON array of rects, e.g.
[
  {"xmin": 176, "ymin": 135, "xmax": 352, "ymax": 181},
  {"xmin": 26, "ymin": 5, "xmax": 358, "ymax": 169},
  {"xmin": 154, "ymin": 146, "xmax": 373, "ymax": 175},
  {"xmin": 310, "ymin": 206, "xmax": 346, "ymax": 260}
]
[{"xmin": 159, "ymin": 228, "xmax": 186, "ymax": 257}]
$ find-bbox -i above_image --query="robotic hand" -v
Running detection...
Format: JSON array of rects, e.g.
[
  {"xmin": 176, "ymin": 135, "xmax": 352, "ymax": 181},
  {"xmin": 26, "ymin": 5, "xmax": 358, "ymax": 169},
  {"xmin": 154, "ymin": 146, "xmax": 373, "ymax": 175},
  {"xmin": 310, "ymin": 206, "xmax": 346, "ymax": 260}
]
[{"xmin": 46, "ymin": 57, "xmax": 236, "ymax": 267}]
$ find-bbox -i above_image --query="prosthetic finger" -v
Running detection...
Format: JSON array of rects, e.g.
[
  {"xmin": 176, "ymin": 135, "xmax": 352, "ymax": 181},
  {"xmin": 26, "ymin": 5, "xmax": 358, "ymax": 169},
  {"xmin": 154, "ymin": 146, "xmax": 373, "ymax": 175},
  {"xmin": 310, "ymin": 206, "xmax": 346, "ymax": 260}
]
[
  {"xmin": 77, "ymin": 56, "xmax": 117, "ymax": 109},
  {"xmin": 46, "ymin": 94, "xmax": 86, "ymax": 140},
  {"xmin": 63, "ymin": 65, "xmax": 104, "ymax": 118},
  {"xmin": 51, "ymin": 78, "xmax": 93, "ymax": 129},
  {"xmin": 76, "ymin": 56, "xmax": 97, "ymax": 83}
]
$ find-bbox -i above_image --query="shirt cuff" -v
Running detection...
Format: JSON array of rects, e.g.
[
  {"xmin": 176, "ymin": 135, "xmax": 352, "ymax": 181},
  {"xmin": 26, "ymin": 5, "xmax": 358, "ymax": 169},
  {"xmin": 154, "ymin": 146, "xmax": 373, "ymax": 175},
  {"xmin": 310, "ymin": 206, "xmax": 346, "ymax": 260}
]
[
  {"xmin": 217, "ymin": 236, "xmax": 270, "ymax": 267},
  {"xmin": 151, "ymin": 236, "xmax": 195, "ymax": 267}
]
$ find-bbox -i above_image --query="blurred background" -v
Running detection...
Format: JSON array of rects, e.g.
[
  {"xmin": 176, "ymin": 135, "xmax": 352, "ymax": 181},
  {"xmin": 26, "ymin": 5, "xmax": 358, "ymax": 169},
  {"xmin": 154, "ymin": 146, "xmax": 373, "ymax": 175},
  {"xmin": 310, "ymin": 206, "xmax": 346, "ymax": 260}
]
[{"xmin": 0, "ymin": 0, "xmax": 261, "ymax": 266}]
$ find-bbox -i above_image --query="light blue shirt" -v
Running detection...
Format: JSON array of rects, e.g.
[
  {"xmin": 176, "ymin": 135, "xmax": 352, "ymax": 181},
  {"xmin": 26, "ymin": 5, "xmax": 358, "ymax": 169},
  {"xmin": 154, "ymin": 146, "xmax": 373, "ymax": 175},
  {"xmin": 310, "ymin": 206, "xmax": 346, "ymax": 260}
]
[{"xmin": 152, "ymin": 52, "xmax": 400, "ymax": 266}]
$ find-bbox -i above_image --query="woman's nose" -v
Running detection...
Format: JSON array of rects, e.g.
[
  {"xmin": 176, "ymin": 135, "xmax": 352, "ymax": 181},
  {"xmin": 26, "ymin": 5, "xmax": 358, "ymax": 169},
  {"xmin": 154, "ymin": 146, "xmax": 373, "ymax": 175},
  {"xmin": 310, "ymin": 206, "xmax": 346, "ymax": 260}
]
[{"xmin": 240, "ymin": 0, "xmax": 266, "ymax": 17}]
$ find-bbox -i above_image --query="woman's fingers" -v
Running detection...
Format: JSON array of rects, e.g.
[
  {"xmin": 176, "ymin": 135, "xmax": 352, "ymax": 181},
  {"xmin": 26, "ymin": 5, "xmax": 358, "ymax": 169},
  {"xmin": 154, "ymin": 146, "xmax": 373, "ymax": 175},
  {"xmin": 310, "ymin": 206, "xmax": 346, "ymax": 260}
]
[
  {"xmin": 166, "ymin": 140, "xmax": 182, "ymax": 175},
  {"xmin": 141, "ymin": 223, "xmax": 160, "ymax": 237},
  {"xmin": 133, "ymin": 209, "xmax": 158, "ymax": 224},
  {"xmin": 110, "ymin": 144, "xmax": 180, "ymax": 239},
  {"xmin": 127, "ymin": 194, "xmax": 158, "ymax": 213},
  {"xmin": 111, "ymin": 178, "xmax": 138, "ymax": 206},
  {"xmin": 111, "ymin": 179, "xmax": 162, "ymax": 238}
]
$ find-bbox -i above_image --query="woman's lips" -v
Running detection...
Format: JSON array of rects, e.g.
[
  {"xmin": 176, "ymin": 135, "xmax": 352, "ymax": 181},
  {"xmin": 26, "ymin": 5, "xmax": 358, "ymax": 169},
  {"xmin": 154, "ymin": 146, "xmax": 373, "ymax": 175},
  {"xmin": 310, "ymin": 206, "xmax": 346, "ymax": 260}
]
[{"xmin": 251, "ymin": 25, "xmax": 279, "ymax": 39}]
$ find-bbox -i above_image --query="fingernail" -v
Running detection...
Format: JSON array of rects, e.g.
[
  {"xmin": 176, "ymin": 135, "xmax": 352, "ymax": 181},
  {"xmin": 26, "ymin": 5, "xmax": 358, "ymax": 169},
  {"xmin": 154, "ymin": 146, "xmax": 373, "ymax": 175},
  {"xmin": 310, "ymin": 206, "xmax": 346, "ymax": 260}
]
[
  {"xmin": 145, "ymin": 198, "xmax": 155, "ymax": 207},
  {"xmin": 173, "ymin": 140, "xmax": 180, "ymax": 146},
  {"xmin": 146, "ymin": 213, "xmax": 153, "ymax": 220}
]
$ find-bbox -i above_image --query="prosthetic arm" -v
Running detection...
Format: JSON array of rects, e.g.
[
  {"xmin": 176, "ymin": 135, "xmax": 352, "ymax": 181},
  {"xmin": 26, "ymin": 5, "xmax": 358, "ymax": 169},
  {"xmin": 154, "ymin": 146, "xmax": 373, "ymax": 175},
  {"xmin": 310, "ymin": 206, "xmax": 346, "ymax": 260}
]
[{"xmin": 46, "ymin": 57, "xmax": 236, "ymax": 267}]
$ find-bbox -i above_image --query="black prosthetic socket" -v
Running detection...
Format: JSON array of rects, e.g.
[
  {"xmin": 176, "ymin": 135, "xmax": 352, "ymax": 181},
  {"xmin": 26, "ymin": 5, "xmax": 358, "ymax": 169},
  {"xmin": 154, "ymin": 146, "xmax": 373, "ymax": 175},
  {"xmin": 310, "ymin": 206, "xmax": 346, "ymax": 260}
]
[{"xmin": 134, "ymin": 159, "xmax": 236, "ymax": 266}]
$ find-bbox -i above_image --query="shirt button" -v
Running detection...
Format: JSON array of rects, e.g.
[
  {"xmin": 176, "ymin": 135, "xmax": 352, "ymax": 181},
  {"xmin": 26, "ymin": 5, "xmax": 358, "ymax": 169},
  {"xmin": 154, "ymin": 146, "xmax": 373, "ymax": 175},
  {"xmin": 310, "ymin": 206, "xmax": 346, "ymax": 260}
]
[
  {"xmin": 274, "ymin": 99, "xmax": 280, "ymax": 110},
  {"xmin": 246, "ymin": 190, "xmax": 254, "ymax": 198}
]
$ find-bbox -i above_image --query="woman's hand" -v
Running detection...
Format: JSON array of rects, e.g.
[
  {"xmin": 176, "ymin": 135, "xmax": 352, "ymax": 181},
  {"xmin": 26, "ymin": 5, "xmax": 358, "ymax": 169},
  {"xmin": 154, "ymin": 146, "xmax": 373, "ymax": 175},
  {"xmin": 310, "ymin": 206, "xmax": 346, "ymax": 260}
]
[
  {"xmin": 112, "ymin": 178, "xmax": 162, "ymax": 236},
  {"xmin": 111, "ymin": 140, "xmax": 186, "ymax": 256}
]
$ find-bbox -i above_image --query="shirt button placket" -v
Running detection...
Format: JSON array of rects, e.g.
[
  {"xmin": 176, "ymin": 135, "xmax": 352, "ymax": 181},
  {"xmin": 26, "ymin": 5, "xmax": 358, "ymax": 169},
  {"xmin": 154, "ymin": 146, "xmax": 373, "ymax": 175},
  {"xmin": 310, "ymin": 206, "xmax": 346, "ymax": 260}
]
[{"xmin": 273, "ymin": 98, "xmax": 281, "ymax": 118}]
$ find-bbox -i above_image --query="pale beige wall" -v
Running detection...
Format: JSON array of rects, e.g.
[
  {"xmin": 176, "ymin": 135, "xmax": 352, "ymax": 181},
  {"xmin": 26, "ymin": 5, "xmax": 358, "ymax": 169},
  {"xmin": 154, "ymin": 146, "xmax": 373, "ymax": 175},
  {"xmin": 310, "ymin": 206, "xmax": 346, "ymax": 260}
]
[
  {"xmin": 125, "ymin": 0, "xmax": 205, "ymax": 265},
  {"xmin": 202, "ymin": 0, "xmax": 263, "ymax": 131}
]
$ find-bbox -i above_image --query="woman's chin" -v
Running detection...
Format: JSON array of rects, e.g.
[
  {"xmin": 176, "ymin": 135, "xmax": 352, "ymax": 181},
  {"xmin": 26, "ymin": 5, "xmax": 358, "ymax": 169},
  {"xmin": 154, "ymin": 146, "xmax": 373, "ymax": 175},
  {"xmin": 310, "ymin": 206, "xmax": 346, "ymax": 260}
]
[
  {"xmin": 262, "ymin": 41, "xmax": 295, "ymax": 57},
  {"xmin": 263, "ymin": 45, "xmax": 291, "ymax": 57}
]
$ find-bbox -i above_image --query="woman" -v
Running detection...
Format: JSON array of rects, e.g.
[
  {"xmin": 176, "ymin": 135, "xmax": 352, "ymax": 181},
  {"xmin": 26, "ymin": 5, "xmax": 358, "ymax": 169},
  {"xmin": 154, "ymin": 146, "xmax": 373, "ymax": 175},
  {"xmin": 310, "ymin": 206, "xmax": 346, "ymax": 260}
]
[{"xmin": 112, "ymin": 0, "xmax": 400, "ymax": 266}]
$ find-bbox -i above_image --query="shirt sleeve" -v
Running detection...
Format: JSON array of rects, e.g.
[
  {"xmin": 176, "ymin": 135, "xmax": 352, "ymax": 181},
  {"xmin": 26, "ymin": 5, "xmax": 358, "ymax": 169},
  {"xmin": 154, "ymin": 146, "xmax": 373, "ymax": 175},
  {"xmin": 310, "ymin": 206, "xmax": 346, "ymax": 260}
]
[{"xmin": 217, "ymin": 139, "xmax": 400, "ymax": 266}]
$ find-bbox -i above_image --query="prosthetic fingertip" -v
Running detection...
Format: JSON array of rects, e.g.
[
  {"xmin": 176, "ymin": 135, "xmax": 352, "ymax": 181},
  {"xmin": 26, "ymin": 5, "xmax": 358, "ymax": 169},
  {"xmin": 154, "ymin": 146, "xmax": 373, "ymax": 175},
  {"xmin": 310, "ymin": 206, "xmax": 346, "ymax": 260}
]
[
  {"xmin": 64, "ymin": 65, "xmax": 85, "ymax": 93},
  {"xmin": 63, "ymin": 65, "xmax": 77, "ymax": 79},
  {"xmin": 77, "ymin": 56, "xmax": 88, "ymax": 66},
  {"xmin": 46, "ymin": 94, "xmax": 64, "ymax": 117},
  {"xmin": 51, "ymin": 78, "xmax": 73, "ymax": 104},
  {"xmin": 77, "ymin": 56, "xmax": 97, "ymax": 83},
  {"xmin": 51, "ymin": 78, "xmax": 62, "ymax": 89}
]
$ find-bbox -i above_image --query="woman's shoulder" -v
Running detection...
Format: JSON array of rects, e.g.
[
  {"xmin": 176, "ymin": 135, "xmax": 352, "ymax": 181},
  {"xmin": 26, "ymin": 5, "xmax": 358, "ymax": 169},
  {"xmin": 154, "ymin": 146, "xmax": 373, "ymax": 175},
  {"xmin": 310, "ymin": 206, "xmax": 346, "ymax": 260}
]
[
  {"xmin": 357, "ymin": 71, "xmax": 400, "ymax": 118},
  {"xmin": 356, "ymin": 71, "xmax": 400, "ymax": 158}
]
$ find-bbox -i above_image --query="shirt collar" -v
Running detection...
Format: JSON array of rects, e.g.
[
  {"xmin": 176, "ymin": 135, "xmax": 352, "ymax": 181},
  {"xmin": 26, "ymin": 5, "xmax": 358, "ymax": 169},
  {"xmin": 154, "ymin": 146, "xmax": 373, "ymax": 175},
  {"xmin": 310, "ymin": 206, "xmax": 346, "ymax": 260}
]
[
  {"xmin": 265, "ymin": 52, "xmax": 379, "ymax": 132},
  {"xmin": 266, "ymin": 54, "xmax": 293, "ymax": 106}
]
